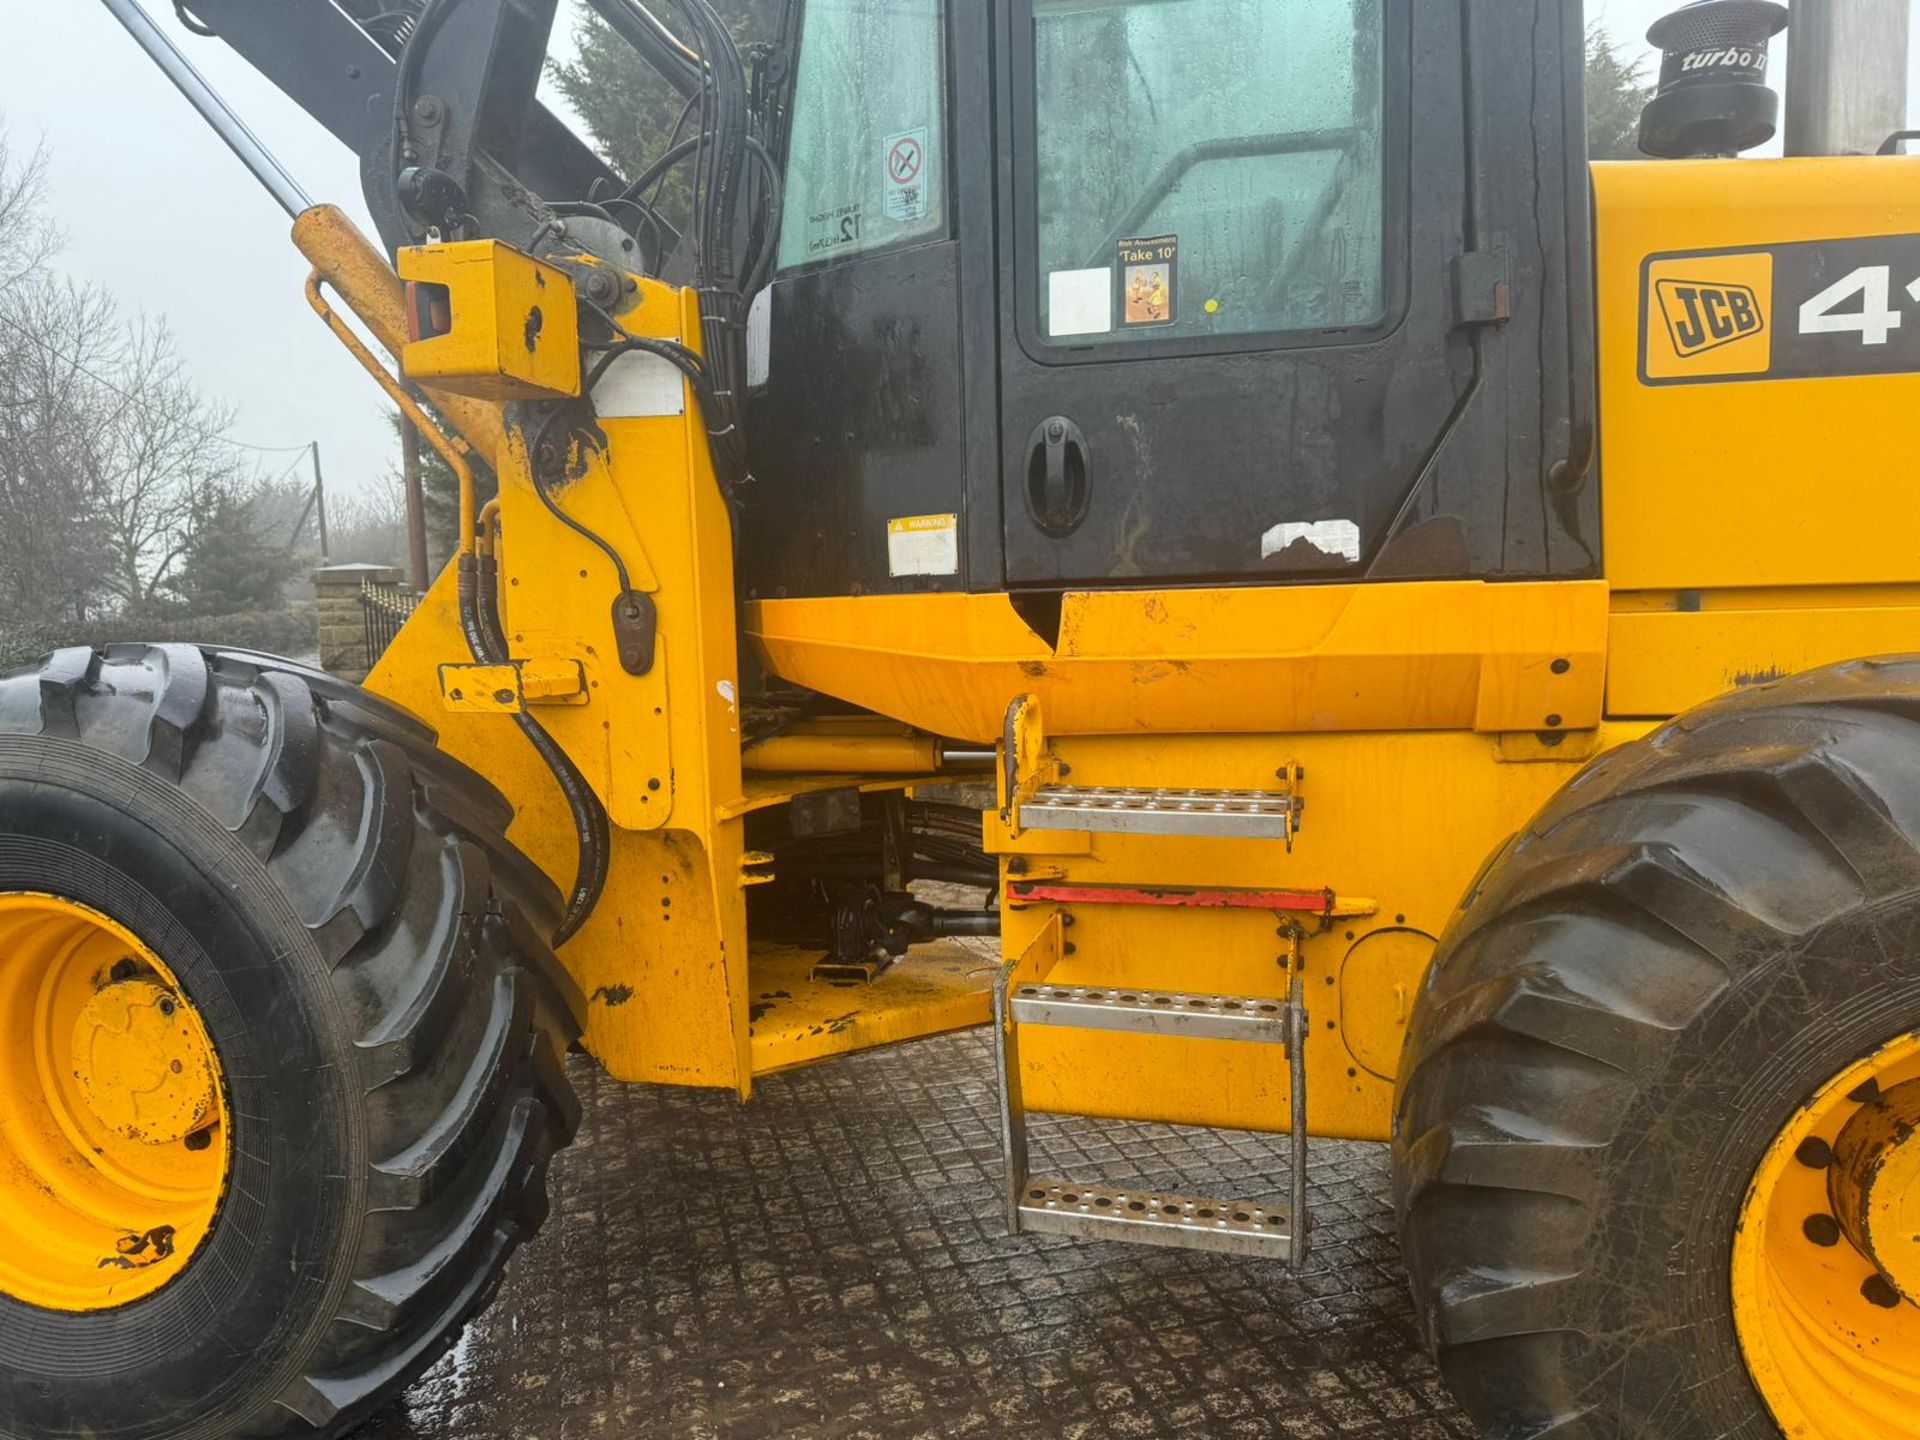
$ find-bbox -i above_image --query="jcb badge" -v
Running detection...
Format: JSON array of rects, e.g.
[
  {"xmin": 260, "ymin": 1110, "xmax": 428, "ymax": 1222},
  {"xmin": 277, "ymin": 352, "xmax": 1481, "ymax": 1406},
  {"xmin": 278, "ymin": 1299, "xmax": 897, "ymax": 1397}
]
[
  {"xmin": 1656, "ymin": 279, "xmax": 1764, "ymax": 357},
  {"xmin": 1642, "ymin": 249, "xmax": 1775, "ymax": 383}
]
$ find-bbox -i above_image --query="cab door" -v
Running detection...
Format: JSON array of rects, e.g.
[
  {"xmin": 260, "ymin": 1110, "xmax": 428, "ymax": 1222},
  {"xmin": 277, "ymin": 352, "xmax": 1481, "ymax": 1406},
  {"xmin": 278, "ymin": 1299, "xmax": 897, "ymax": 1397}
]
[{"xmin": 994, "ymin": 0, "xmax": 1588, "ymax": 588}]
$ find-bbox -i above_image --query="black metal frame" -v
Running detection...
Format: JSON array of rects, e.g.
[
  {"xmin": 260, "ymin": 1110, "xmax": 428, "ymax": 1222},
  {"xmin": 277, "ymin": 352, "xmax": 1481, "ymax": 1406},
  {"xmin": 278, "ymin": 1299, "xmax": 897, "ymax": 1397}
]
[{"xmin": 182, "ymin": 0, "xmax": 618, "ymax": 254}]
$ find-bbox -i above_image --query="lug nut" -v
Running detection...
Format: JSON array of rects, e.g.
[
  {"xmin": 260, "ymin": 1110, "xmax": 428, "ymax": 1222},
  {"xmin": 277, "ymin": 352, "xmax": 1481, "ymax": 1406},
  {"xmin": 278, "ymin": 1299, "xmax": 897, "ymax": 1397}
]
[
  {"xmin": 1803, "ymin": 1214, "xmax": 1842, "ymax": 1247},
  {"xmin": 1796, "ymin": 1137, "xmax": 1833, "ymax": 1170},
  {"xmin": 1863, "ymin": 1274, "xmax": 1903, "ymax": 1309}
]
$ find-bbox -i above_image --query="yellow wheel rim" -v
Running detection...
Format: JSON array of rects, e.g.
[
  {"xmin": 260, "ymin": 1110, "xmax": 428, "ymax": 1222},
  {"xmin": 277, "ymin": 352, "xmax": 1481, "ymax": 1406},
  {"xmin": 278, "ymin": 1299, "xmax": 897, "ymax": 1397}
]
[
  {"xmin": 1734, "ymin": 1031, "xmax": 1920, "ymax": 1438},
  {"xmin": 0, "ymin": 892, "xmax": 230, "ymax": 1311}
]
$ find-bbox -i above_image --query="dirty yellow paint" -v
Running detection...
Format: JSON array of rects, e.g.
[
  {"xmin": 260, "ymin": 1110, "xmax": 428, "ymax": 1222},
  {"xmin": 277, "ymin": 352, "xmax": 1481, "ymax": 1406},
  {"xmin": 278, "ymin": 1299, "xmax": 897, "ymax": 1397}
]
[
  {"xmin": 1609, "ymin": 586, "xmax": 1920, "ymax": 717},
  {"xmin": 748, "ymin": 939, "xmax": 996, "ymax": 1076},
  {"xmin": 990, "ymin": 727, "xmax": 1651, "ymax": 1143},
  {"xmin": 397, "ymin": 239, "xmax": 583, "ymax": 402},
  {"xmin": 745, "ymin": 580, "xmax": 1609, "ymax": 743},
  {"xmin": 361, "ymin": 265, "xmax": 756, "ymax": 1093}
]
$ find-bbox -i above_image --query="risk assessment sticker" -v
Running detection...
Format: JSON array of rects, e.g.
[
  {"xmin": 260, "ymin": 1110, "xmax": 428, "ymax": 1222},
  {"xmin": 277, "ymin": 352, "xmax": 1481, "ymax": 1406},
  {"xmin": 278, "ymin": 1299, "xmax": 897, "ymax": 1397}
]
[{"xmin": 887, "ymin": 514, "xmax": 958, "ymax": 577}]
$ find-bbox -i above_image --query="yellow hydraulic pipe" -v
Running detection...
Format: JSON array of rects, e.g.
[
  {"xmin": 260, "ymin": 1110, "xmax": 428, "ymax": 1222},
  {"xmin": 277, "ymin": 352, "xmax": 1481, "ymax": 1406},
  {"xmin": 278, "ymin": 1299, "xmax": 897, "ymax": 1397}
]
[
  {"xmin": 289, "ymin": 204, "xmax": 506, "ymax": 470},
  {"xmin": 304, "ymin": 272, "xmax": 478, "ymax": 555},
  {"xmin": 742, "ymin": 731, "xmax": 995, "ymax": 775}
]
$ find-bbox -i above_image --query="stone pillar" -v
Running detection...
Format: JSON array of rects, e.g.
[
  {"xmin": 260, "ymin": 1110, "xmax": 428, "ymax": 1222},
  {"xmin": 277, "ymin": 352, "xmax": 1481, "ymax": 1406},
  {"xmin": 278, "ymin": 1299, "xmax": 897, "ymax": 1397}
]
[{"xmin": 312, "ymin": 563, "xmax": 402, "ymax": 682}]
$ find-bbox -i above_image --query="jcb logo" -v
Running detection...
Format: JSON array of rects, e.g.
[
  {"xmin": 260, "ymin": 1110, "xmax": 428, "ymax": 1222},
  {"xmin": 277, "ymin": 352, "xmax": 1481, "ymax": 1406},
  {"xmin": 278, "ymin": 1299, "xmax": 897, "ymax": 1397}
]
[
  {"xmin": 1656, "ymin": 279, "xmax": 1765, "ymax": 356},
  {"xmin": 1643, "ymin": 250, "xmax": 1775, "ymax": 382}
]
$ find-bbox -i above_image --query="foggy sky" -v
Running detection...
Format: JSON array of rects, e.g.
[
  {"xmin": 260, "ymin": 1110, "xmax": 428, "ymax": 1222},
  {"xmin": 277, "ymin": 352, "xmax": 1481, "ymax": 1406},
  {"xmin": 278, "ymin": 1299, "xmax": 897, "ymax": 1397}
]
[{"xmin": 1, "ymin": 2, "xmax": 1913, "ymax": 510}]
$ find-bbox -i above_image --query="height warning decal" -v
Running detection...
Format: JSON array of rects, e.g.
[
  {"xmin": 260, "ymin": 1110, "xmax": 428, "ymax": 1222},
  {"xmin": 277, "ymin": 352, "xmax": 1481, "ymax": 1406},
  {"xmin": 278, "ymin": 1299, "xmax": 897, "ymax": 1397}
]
[
  {"xmin": 1642, "ymin": 234, "xmax": 1920, "ymax": 385},
  {"xmin": 883, "ymin": 128, "xmax": 929, "ymax": 223}
]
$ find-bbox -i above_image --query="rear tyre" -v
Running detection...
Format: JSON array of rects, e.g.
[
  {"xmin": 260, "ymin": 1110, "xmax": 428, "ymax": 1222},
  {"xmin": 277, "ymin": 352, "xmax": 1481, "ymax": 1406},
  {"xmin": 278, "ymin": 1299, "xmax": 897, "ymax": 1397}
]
[
  {"xmin": 1394, "ymin": 658, "xmax": 1920, "ymax": 1439},
  {"xmin": 0, "ymin": 645, "xmax": 582, "ymax": 1439}
]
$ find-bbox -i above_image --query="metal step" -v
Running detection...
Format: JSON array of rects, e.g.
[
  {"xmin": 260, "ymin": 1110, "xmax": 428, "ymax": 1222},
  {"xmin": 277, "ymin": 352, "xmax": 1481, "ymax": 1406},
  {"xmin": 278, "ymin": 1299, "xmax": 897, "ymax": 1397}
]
[
  {"xmin": 1017, "ymin": 1179, "xmax": 1295, "ymax": 1260},
  {"xmin": 1009, "ymin": 983, "xmax": 1291, "ymax": 1043},
  {"xmin": 1018, "ymin": 784, "xmax": 1300, "ymax": 842},
  {"xmin": 991, "ymin": 922, "xmax": 1313, "ymax": 1270}
]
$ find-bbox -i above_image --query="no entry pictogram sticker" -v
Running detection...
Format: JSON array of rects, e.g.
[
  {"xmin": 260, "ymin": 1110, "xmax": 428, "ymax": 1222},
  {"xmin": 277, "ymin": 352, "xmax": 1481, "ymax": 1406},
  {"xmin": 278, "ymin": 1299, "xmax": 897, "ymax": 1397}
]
[
  {"xmin": 883, "ymin": 127, "xmax": 930, "ymax": 222},
  {"xmin": 888, "ymin": 135, "xmax": 923, "ymax": 185}
]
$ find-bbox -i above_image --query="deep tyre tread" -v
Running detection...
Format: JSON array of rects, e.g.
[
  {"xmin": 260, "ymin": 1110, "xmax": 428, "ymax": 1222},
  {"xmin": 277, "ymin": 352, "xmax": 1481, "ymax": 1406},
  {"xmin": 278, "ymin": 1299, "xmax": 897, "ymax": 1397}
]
[
  {"xmin": 1394, "ymin": 657, "xmax": 1920, "ymax": 1438},
  {"xmin": 0, "ymin": 644, "xmax": 582, "ymax": 1440}
]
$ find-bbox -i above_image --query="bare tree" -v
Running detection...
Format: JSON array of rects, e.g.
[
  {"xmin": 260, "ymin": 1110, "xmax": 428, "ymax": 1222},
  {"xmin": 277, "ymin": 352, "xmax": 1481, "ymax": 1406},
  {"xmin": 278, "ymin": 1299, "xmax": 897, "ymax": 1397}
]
[
  {"xmin": 0, "ymin": 132, "xmax": 57, "ymax": 289},
  {"xmin": 0, "ymin": 274, "xmax": 118, "ymax": 633},
  {"xmin": 0, "ymin": 123, "xmax": 264, "ymax": 649},
  {"xmin": 87, "ymin": 315, "xmax": 248, "ymax": 612}
]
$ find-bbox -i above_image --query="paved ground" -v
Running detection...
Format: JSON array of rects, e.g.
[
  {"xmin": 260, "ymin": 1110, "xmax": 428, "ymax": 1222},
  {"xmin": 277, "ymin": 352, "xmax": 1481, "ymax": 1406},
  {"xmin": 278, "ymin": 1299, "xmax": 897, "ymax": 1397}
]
[{"xmin": 356, "ymin": 1030, "xmax": 1472, "ymax": 1440}]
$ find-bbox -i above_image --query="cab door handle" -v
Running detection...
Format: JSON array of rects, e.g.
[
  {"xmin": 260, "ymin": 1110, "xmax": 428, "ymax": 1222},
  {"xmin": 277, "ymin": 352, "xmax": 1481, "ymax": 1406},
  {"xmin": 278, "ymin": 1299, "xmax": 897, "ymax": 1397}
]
[{"xmin": 1024, "ymin": 416, "xmax": 1091, "ymax": 537}]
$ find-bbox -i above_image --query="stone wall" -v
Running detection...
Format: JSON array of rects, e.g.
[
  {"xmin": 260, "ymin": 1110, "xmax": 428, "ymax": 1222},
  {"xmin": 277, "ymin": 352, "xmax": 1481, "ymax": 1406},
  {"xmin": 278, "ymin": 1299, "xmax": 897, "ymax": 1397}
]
[{"xmin": 313, "ymin": 563, "xmax": 401, "ymax": 682}]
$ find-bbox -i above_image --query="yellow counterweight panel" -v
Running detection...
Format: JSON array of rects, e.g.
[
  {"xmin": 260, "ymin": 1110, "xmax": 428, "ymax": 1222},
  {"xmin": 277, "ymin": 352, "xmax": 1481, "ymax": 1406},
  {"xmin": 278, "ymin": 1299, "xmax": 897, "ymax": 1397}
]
[{"xmin": 1593, "ymin": 156, "xmax": 1920, "ymax": 594}]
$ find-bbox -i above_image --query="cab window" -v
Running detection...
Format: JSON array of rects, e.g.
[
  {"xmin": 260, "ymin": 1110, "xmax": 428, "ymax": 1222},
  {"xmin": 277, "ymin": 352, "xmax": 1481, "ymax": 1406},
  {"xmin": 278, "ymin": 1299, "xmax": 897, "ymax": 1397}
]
[
  {"xmin": 1029, "ymin": 0, "xmax": 1390, "ymax": 346},
  {"xmin": 777, "ymin": 0, "xmax": 949, "ymax": 270}
]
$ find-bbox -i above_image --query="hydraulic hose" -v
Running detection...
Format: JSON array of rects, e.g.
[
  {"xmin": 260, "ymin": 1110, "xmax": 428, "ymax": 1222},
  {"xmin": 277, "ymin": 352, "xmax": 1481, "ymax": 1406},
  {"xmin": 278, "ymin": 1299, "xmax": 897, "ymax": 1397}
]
[{"xmin": 458, "ymin": 556, "xmax": 610, "ymax": 946}]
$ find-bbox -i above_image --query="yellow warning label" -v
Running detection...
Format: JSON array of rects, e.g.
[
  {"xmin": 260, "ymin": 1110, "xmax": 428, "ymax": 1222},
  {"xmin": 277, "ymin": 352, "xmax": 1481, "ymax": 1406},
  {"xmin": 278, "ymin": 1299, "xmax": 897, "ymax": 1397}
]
[
  {"xmin": 1643, "ymin": 250, "xmax": 1774, "ymax": 381},
  {"xmin": 887, "ymin": 514, "xmax": 959, "ymax": 578}
]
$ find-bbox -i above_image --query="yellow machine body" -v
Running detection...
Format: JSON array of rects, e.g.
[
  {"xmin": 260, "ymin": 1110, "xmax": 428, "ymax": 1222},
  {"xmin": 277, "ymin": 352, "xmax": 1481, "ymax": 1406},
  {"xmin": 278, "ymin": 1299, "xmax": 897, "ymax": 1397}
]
[
  {"xmin": 396, "ymin": 240, "xmax": 583, "ymax": 402},
  {"xmin": 313, "ymin": 155, "xmax": 1920, "ymax": 1144}
]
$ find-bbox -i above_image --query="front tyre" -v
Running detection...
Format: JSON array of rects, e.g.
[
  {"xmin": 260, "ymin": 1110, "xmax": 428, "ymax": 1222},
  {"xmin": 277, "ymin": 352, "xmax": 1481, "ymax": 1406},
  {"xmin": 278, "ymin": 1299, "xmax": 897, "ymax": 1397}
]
[
  {"xmin": 0, "ymin": 645, "xmax": 581, "ymax": 1439},
  {"xmin": 1394, "ymin": 658, "xmax": 1920, "ymax": 1439}
]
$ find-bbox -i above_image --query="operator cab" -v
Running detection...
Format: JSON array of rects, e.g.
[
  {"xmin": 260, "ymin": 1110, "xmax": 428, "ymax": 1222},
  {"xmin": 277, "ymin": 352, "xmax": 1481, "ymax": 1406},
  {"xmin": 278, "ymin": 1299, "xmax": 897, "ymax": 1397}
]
[{"xmin": 745, "ymin": 0, "xmax": 1596, "ymax": 605}]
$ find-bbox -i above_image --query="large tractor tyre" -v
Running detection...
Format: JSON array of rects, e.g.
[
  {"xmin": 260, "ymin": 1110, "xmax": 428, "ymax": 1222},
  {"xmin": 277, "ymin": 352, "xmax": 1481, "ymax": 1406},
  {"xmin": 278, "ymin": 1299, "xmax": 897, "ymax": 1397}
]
[
  {"xmin": 1395, "ymin": 658, "xmax": 1920, "ymax": 1440},
  {"xmin": 0, "ymin": 644, "xmax": 583, "ymax": 1440}
]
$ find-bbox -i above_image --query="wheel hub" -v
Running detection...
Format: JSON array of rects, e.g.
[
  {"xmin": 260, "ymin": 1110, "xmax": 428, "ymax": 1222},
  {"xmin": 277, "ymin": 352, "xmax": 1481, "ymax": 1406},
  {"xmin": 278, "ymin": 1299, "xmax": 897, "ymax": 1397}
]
[
  {"xmin": 70, "ymin": 978, "xmax": 218, "ymax": 1146},
  {"xmin": 0, "ymin": 892, "xmax": 230, "ymax": 1311},
  {"xmin": 1831, "ymin": 1077, "xmax": 1920, "ymax": 1306},
  {"xmin": 1734, "ymin": 1033, "xmax": 1920, "ymax": 1438}
]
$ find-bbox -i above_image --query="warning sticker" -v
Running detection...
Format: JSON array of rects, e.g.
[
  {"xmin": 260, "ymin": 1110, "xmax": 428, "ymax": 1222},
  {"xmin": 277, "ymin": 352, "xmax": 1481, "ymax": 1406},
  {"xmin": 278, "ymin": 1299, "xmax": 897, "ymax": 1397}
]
[
  {"xmin": 1119, "ymin": 234, "xmax": 1179, "ymax": 327},
  {"xmin": 803, "ymin": 202, "xmax": 864, "ymax": 258},
  {"xmin": 883, "ymin": 128, "xmax": 930, "ymax": 223},
  {"xmin": 887, "ymin": 513, "xmax": 958, "ymax": 577}
]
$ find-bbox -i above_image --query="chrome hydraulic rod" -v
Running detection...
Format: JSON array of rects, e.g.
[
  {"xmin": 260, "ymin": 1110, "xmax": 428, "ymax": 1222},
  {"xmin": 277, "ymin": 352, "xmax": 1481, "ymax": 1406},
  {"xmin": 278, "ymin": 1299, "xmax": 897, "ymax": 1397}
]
[{"xmin": 96, "ymin": 0, "xmax": 313, "ymax": 218}]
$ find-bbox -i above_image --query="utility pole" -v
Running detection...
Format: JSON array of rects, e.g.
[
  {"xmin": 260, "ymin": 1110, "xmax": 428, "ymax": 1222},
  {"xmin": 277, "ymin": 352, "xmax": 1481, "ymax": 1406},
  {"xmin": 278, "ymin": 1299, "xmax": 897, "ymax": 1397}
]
[
  {"xmin": 400, "ymin": 417, "xmax": 430, "ymax": 590},
  {"xmin": 1785, "ymin": 0, "xmax": 1912, "ymax": 155},
  {"xmin": 309, "ymin": 441, "xmax": 331, "ymax": 562}
]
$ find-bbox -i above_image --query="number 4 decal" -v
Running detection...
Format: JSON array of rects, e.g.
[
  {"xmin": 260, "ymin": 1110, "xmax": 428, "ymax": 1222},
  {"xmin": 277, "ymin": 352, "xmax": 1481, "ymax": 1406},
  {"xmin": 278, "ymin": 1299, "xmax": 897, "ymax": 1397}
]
[{"xmin": 1799, "ymin": 265, "xmax": 1904, "ymax": 346}]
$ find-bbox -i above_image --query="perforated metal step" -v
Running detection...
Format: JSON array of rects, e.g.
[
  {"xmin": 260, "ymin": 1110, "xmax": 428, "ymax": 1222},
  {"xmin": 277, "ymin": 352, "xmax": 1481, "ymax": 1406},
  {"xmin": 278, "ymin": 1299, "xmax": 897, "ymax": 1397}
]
[
  {"xmin": 1017, "ymin": 1178, "xmax": 1296, "ymax": 1260},
  {"xmin": 1009, "ymin": 983, "xmax": 1292, "ymax": 1043},
  {"xmin": 1019, "ymin": 784, "xmax": 1300, "ymax": 841}
]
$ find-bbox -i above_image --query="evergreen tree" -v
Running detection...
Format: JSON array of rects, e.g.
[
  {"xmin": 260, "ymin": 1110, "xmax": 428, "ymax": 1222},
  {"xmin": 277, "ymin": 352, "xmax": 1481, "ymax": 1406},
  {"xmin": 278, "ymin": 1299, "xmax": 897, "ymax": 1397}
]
[
  {"xmin": 384, "ymin": 408, "xmax": 491, "ymax": 578},
  {"xmin": 167, "ymin": 482, "xmax": 289, "ymax": 615},
  {"xmin": 548, "ymin": 1, "xmax": 785, "ymax": 228},
  {"xmin": 1587, "ymin": 22, "xmax": 1655, "ymax": 161}
]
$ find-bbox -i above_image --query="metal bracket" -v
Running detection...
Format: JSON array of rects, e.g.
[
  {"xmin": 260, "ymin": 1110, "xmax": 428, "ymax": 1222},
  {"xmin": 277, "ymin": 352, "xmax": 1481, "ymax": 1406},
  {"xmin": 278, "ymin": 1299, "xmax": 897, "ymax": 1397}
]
[
  {"xmin": 999, "ymin": 693, "xmax": 1059, "ymax": 840},
  {"xmin": 1452, "ymin": 249, "xmax": 1513, "ymax": 326},
  {"xmin": 439, "ymin": 658, "xmax": 586, "ymax": 713},
  {"xmin": 612, "ymin": 590, "xmax": 658, "ymax": 676}
]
